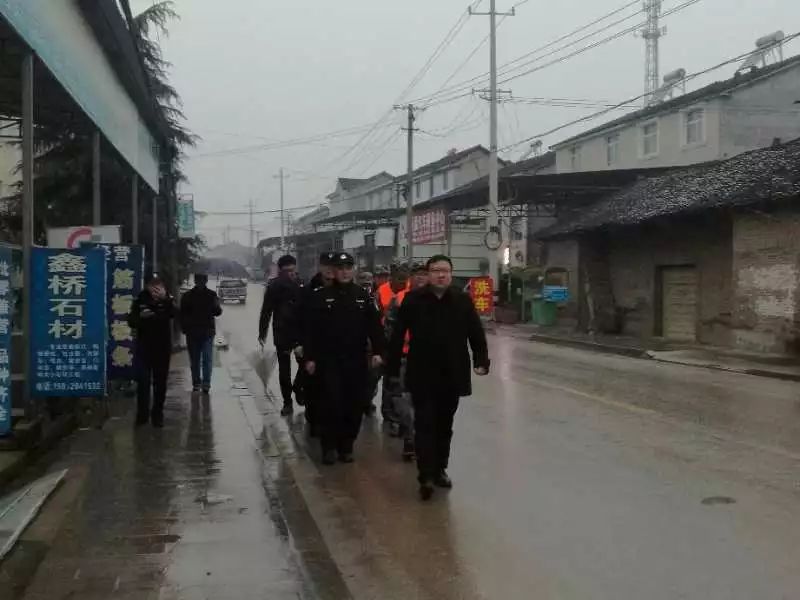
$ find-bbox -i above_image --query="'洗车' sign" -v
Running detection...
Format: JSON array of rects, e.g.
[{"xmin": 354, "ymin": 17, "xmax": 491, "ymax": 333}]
[{"xmin": 30, "ymin": 248, "xmax": 107, "ymax": 397}]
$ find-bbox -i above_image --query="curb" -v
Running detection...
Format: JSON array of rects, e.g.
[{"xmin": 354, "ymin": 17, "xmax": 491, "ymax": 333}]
[
  {"xmin": 528, "ymin": 333, "xmax": 651, "ymax": 359},
  {"xmin": 648, "ymin": 355, "xmax": 800, "ymax": 383}
]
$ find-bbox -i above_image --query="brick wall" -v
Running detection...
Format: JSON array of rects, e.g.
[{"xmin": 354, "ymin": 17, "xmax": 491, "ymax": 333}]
[
  {"xmin": 606, "ymin": 217, "xmax": 733, "ymax": 345},
  {"xmin": 732, "ymin": 210, "xmax": 800, "ymax": 354}
]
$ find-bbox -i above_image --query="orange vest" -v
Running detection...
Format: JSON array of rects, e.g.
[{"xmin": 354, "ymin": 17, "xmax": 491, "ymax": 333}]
[{"xmin": 377, "ymin": 282, "xmax": 410, "ymax": 354}]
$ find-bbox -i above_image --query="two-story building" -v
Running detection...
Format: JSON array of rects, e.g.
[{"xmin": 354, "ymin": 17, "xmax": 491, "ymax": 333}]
[
  {"xmin": 533, "ymin": 55, "xmax": 800, "ymax": 350},
  {"xmin": 552, "ymin": 55, "xmax": 800, "ymax": 174}
]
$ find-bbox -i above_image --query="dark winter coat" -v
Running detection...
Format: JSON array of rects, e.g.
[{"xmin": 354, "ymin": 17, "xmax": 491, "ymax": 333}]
[
  {"xmin": 387, "ymin": 285, "xmax": 490, "ymax": 397},
  {"xmin": 304, "ymin": 281, "xmax": 385, "ymax": 366},
  {"xmin": 128, "ymin": 290, "xmax": 176, "ymax": 351},
  {"xmin": 180, "ymin": 286, "xmax": 222, "ymax": 339},
  {"xmin": 259, "ymin": 274, "xmax": 301, "ymax": 350}
]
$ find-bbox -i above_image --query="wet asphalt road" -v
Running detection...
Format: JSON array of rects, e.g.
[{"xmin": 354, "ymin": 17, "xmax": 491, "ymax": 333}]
[
  {"xmin": 2, "ymin": 283, "xmax": 799, "ymax": 599},
  {"xmin": 223, "ymin": 285, "xmax": 800, "ymax": 600}
]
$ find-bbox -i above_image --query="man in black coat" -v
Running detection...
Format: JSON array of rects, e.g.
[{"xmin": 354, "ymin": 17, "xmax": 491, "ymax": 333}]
[
  {"xmin": 129, "ymin": 276, "xmax": 176, "ymax": 427},
  {"xmin": 304, "ymin": 252, "xmax": 385, "ymax": 465},
  {"xmin": 180, "ymin": 273, "xmax": 223, "ymax": 394},
  {"xmin": 387, "ymin": 254, "xmax": 490, "ymax": 501},
  {"xmin": 259, "ymin": 254, "xmax": 302, "ymax": 416}
]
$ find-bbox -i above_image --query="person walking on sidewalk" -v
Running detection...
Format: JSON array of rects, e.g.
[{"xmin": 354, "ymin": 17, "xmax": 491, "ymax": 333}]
[
  {"xmin": 259, "ymin": 254, "xmax": 302, "ymax": 416},
  {"xmin": 304, "ymin": 252, "xmax": 385, "ymax": 465},
  {"xmin": 294, "ymin": 252, "xmax": 336, "ymax": 436},
  {"xmin": 387, "ymin": 255, "xmax": 490, "ymax": 501},
  {"xmin": 128, "ymin": 276, "xmax": 176, "ymax": 428},
  {"xmin": 180, "ymin": 273, "xmax": 223, "ymax": 394}
]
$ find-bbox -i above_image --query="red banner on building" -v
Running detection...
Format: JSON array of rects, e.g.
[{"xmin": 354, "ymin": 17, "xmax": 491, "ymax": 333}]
[
  {"xmin": 412, "ymin": 208, "xmax": 447, "ymax": 245},
  {"xmin": 468, "ymin": 276, "xmax": 494, "ymax": 316}
]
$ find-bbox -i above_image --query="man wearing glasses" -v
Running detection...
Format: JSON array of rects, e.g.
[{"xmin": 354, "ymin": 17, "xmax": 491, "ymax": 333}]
[{"xmin": 387, "ymin": 255, "xmax": 490, "ymax": 501}]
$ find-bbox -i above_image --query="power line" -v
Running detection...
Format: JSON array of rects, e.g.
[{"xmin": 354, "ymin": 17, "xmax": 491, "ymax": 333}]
[
  {"xmin": 422, "ymin": 0, "xmax": 701, "ymax": 109},
  {"xmin": 322, "ymin": 0, "xmax": 483, "ymax": 175},
  {"xmin": 499, "ymin": 31, "xmax": 800, "ymax": 151},
  {"xmin": 410, "ymin": 0, "xmax": 643, "ymax": 107}
]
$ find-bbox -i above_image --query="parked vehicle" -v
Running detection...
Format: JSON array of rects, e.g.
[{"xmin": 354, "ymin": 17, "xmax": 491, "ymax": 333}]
[{"xmin": 217, "ymin": 278, "xmax": 248, "ymax": 304}]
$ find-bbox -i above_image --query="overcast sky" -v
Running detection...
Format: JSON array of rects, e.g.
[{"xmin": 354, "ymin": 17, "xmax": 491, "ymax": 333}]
[{"xmin": 131, "ymin": 0, "xmax": 800, "ymax": 247}]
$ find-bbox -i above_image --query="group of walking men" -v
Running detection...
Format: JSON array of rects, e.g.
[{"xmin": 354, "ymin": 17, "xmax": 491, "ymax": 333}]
[{"xmin": 259, "ymin": 251, "xmax": 490, "ymax": 501}]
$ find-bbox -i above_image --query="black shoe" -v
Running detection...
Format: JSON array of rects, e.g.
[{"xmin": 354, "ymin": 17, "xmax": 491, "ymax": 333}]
[
  {"xmin": 280, "ymin": 404, "xmax": 294, "ymax": 417},
  {"xmin": 295, "ymin": 392, "xmax": 306, "ymax": 407},
  {"xmin": 202, "ymin": 385, "xmax": 210, "ymax": 394},
  {"xmin": 419, "ymin": 481, "xmax": 435, "ymax": 501},
  {"xmin": 434, "ymin": 471, "xmax": 453, "ymax": 489},
  {"xmin": 338, "ymin": 452, "xmax": 354, "ymax": 464},
  {"xmin": 364, "ymin": 404, "xmax": 376, "ymax": 417},
  {"xmin": 322, "ymin": 450, "xmax": 337, "ymax": 466},
  {"xmin": 402, "ymin": 439, "xmax": 416, "ymax": 463}
]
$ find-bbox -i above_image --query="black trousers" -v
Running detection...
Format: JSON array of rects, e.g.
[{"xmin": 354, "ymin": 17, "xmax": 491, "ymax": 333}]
[
  {"xmin": 319, "ymin": 361, "xmax": 367, "ymax": 454},
  {"xmin": 412, "ymin": 389, "xmax": 460, "ymax": 483},
  {"xmin": 276, "ymin": 347, "xmax": 303, "ymax": 406},
  {"xmin": 136, "ymin": 347, "xmax": 171, "ymax": 423}
]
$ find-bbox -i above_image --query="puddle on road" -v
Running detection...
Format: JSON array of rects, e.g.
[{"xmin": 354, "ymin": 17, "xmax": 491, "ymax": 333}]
[{"xmin": 701, "ymin": 496, "xmax": 737, "ymax": 506}]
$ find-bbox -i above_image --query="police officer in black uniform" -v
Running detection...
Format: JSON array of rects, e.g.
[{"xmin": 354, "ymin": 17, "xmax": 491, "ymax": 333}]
[{"xmin": 303, "ymin": 252, "xmax": 385, "ymax": 465}]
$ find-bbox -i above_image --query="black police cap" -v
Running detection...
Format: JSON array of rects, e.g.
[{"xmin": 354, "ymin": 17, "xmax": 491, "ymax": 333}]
[
  {"xmin": 333, "ymin": 252, "xmax": 355, "ymax": 267},
  {"xmin": 319, "ymin": 252, "xmax": 336, "ymax": 266}
]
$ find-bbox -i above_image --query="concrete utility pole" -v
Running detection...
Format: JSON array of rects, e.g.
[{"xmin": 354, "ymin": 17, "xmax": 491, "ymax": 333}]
[
  {"xmin": 246, "ymin": 199, "xmax": 256, "ymax": 263},
  {"xmin": 395, "ymin": 104, "xmax": 418, "ymax": 266},
  {"xmin": 273, "ymin": 168, "xmax": 289, "ymax": 252},
  {"xmin": 471, "ymin": 0, "xmax": 514, "ymax": 289},
  {"xmin": 152, "ymin": 196, "xmax": 158, "ymax": 275}
]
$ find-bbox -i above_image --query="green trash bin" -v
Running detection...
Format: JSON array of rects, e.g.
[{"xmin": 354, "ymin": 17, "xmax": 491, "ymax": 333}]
[{"xmin": 531, "ymin": 297, "xmax": 558, "ymax": 326}]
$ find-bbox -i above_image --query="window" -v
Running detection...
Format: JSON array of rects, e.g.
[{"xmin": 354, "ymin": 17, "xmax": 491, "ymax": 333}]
[
  {"xmin": 442, "ymin": 170, "xmax": 449, "ymax": 191},
  {"xmin": 569, "ymin": 145, "xmax": 581, "ymax": 170},
  {"xmin": 641, "ymin": 121, "xmax": 659, "ymax": 157},
  {"xmin": 685, "ymin": 109, "xmax": 704, "ymax": 145},
  {"xmin": 415, "ymin": 180, "xmax": 421, "ymax": 200},
  {"xmin": 606, "ymin": 133, "xmax": 620, "ymax": 166},
  {"xmin": 428, "ymin": 176, "xmax": 434, "ymax": 198}
]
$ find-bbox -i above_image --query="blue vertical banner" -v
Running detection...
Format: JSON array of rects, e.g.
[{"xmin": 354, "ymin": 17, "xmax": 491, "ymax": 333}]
[
  {"xmin": 0, "ymin": 247, "xmax": 13, "ymax": 435},
  {"xmin": 86, "ymin": 244, "xmax": 144, "ymax": 380},
  {"xmin": 30, "ymin": 248, "xmax": 107, "ymax": 397}
]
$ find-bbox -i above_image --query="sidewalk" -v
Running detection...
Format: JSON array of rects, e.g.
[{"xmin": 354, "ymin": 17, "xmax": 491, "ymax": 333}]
[
  {"xmin": 497, "ymin": 323, "xmax": 800, "ymax": 382},
  {"xmin": 3, "ymin": 352, "xmax": 322, "ymax": 600}
]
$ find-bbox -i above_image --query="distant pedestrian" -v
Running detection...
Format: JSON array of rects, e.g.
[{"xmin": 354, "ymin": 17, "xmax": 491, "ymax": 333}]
[
  {"xmin": 387, "ymin": 255, "xmax": 490, "ymax": 501},
  {"xmin": 259, "ymin": 254, "xmax": 302, "ymax": 416},
  {"xmin": 180, "ymin": 273, "xmax": 223, "ymax": 394},
  {"xmin": 128, "ymin": 276, "xmax": 176, "ymax": 428},
  {"xmin": 294, "ymin": 252, "xmax": 336, "ymax": 436},
  {"xmin": 304, "ymin": 252, "xmax": 384, "ymax": 465}
]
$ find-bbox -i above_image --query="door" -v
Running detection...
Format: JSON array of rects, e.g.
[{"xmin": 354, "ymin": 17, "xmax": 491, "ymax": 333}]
[{"xmin": 661, "ymin": 266, "xmax": 698, "ymax": 341}]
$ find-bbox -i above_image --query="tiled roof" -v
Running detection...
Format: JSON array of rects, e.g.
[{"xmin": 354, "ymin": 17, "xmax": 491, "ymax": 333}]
[{"xmin": 538, "ymin": 138, "xmax": 800, "ymax": 238}]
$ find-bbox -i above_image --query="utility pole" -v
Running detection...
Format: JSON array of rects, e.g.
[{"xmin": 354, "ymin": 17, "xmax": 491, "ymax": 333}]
[
  {"xmin": 273, "ymin": 168, "xmax": 289, "ymax": 252},
  {"xmin": 394, "ymin": 104, "xmax": 418, "ymax": 266},
  {"xmin": 471, "ymin": 0, "xmax": 514, "ymax": 290},
  {"xmin": 246, "ymin": 199, "xmax": 256, "ymax": 265}
]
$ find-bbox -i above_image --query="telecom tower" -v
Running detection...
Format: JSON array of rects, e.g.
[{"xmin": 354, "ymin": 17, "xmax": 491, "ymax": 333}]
[{"xmin": 642, "ymin": 0, "xmax": 665, "ymax": 105}]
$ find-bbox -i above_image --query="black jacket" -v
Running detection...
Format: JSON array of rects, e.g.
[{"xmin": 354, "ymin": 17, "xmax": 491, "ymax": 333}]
[
  {"xmin": 259, "ymin": 274, "xmax": 301, "ymax": 349},
  {"xmin": 180, "ymin": 286, "xmax": 222, "ymax": 339},
  {"xmin": 128, "ymin": 290, "xmax": 176, "ymax": 350},
  {"xmin": 304, "ymin": 281, "xmax": 384, "ymax": 365},
  {"xmin": 387, "ymin": 285, "xmax": 489, "ymax": 397}
]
